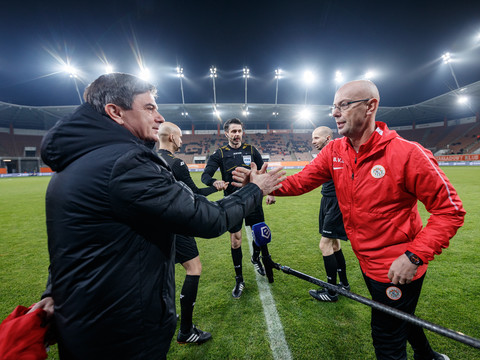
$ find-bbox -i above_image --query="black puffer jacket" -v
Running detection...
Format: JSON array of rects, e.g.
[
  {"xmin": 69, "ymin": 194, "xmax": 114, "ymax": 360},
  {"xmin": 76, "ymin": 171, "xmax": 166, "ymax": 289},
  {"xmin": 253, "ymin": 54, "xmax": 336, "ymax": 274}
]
[{"xmin": 41, "ymin": 103, "xmax": 262, "ymax": 359}]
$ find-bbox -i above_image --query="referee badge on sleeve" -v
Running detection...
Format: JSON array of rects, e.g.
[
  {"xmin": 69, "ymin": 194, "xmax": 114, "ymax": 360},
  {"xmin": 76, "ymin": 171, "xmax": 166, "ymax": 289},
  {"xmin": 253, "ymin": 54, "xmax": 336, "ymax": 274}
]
[{"xmin": 243, "ymin": 155, "xmax": 251, "ymax": 166}]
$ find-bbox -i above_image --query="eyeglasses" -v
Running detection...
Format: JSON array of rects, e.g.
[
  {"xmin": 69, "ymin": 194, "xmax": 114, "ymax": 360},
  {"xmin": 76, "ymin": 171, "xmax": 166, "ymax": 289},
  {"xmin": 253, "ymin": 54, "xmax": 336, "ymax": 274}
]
[{"xmin": 331, "ymin": 98, "xmax": 371, "ymax": 112}]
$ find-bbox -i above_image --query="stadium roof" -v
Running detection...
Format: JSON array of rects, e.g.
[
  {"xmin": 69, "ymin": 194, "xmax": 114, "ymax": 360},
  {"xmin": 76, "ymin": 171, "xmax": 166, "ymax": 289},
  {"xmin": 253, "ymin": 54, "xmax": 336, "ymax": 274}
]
[{"xmin": 1, "ymin": 80, "xmax": 479, "ymax": 132}]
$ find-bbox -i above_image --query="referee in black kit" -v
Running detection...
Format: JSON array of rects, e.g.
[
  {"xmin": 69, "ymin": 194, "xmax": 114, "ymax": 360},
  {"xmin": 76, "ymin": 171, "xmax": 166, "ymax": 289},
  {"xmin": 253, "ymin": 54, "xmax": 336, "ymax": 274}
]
[
  {"xmin": 201, "ymin": 118, "xmax": 276, "ymax": 298},
  {"xmin": 308, "ymin": 126, "xmax": 350, "ymax": 302},
  {"xmin": 157, "ymin": 122, "xmax": 226, "ymax": 344}
]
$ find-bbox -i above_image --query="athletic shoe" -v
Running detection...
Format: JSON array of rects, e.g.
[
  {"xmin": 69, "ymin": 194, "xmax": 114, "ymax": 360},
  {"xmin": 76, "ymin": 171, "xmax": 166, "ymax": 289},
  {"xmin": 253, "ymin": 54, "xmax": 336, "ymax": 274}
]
[
  {"xmin": 338, "ymin": 282, "xmax": 351, "ymax": 291},
  {"xmin": 232, "ymin": 277, "xmax": 245, "ymax": 298},
  {"xmin": 251, "ymin": 256, "xmax": 265, "ymax": 276},
  {"xmin": 309, "ymin": 288, "xmax": 338, "ymax": 302},
  {"xmin": 177, "ymin": 325, "xmax": 212, "ymax": 344},
  {"xmin": 432, "ymin": 352, "xmax": 450, "ymax": 360}
]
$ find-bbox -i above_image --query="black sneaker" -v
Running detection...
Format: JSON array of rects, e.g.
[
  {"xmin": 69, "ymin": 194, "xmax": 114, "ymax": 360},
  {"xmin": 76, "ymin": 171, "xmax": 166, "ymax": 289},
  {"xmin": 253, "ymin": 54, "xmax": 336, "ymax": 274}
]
[
  {"xmin": 177, "ymin": 325, "xmax": 212, "ymax": 344},
  {"xmin": 309, "ymin": 289, "xmax": 338, "ymax": 302},
  {"xmin": 232, "ymin": 277, "xmax": 245, "ymax": 298},
  {"xmin": 251, "ymin": 256, "xmax": 265, "ymax": 276},
  {"xmin": 432, "ymin": 352, "xmax": 450, "ymax": 360},
  {"xmin": 415, "ymin": 352, "xmax": 450, "ymax": 360},
  {"xmin": 338, "ymin": 282, "xmax": 351, "ymax": 291}
]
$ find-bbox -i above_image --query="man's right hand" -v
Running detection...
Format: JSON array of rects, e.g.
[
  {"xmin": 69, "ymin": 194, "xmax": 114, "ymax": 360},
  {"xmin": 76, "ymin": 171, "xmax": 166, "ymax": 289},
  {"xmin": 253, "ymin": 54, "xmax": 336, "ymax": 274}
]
[{"xmin": 232, "ymin": 163, "xmax": 286, "ymax": 195}]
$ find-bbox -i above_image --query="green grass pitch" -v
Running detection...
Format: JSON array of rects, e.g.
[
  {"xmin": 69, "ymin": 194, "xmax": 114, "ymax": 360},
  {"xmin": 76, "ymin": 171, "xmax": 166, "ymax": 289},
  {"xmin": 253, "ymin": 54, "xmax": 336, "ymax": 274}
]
[{"xmin": 1, "ymin": 167, "xmax": 479, "ymax": 359}]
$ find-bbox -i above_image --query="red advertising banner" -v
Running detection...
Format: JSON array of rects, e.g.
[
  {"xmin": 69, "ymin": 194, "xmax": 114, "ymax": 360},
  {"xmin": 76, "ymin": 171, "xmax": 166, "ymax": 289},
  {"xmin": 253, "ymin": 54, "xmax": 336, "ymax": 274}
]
[{"xmin": 435, "ymin": 154, "xmax": 480, "ymax": 161}]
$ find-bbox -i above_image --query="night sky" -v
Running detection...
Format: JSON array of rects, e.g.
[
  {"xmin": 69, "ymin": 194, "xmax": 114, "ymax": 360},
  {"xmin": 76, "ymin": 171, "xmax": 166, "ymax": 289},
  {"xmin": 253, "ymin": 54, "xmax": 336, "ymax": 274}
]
[{"xmin": 1, "ymin": 0, "xmax": 479, "ymax": 107}]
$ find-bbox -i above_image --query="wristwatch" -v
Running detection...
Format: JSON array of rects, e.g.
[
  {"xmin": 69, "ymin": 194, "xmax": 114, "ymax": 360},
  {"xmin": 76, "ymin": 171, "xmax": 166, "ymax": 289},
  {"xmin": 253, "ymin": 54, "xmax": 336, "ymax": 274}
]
[{"xmin": 405, "ymin": 251, "xmax": 423, "ymax": 265}]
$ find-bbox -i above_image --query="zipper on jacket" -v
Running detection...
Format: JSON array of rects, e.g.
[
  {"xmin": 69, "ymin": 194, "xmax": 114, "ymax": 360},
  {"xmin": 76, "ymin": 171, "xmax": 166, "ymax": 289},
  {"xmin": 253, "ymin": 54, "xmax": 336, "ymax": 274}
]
[{"xmin": 352, "ymin": 156, "xmax": 357, "ymax": 180}]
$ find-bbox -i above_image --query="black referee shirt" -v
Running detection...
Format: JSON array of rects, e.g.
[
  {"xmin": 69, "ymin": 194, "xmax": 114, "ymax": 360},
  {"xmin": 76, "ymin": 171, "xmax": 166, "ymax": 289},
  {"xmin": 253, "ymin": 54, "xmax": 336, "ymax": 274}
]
[{"xmin": 201, "ymin": 143, "xmax": 264, "ymax": 196}]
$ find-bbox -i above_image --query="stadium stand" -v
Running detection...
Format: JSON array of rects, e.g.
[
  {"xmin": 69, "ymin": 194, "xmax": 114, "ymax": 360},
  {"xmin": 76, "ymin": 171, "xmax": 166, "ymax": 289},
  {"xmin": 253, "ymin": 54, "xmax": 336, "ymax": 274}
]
[{"xmin": 1, "ymin": 81, "xmax": 480, "ymax": 173}]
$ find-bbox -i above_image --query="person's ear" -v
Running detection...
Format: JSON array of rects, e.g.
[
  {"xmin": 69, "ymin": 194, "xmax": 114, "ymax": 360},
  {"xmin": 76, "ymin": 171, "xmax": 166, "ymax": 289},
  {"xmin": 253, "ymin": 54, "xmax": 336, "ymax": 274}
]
[
  {"xmin": 169, "ymin": 134, "xmax": 175, "ymax": 143},
  {"xmin": 105, "ymin": 104, "xmax": 125, "ymax": 125},
  {"xmin": 366, "ymin": 98, "xmax": 379, "ymax": 116}
]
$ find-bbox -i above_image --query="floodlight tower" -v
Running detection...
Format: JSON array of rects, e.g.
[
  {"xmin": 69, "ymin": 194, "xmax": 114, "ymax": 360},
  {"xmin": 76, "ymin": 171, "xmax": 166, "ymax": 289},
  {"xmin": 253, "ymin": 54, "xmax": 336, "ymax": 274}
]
[
  {"xmin": 334, "ymin": 70, "xmax": 343, "ymax": 90},
  {"xmin": 210, "ymin": 66, "xmax": 217, "ymax": 106},
  {"xmin": 243, "ymin": 67, "xmax": 250, "ymax": 116},
  {"xmin": 303, "ymin": 70, "xmax": 315, "ymax": 105},
  {"xmin": 442, "ymin": 52, "xmax": 460, "ymax": 89},
  {"xmin": 273, "ymin": 68, "xmax": 282, "ymax": 117},
  {"xmin": 63, "ymin": 64, "xmax": 83, "ymax": 104},
  {"xmin": 177, "ymin": 66, "xmax": 185, "ymax": 104},
  {"xmin": 177, "ymin": 66, "xmax": 188, "ymax": 117}
]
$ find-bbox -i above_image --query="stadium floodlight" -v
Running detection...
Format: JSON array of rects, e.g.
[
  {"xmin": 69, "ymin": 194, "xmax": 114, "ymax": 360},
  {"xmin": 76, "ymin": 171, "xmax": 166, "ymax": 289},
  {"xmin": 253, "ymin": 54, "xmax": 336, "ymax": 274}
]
[
  {"xmin": 176, "ymin": 66, "xmax": 184, "ymax": 78},
  {"xmin": 363, "ymin": 70, "xmax": 376, "ymax": 80},
  {"xmin": 303, "ymin": 70, "xmax": 316, "ymax": 105},
  {"xmin": 210, "ymin": 66, "xmax": 217, "ymax": 105},
  {"xmin": 442, "ymin": 52, "xmax": 452, "ymax": 64},
  {"xmin": 177, "ymin": 66, "xmax": 186, "ymax": 106},
  {"xmin": 442, "ymin": 52, "xmax": 460, "ymax": 89},
  {"xmin": 181, "ymin": 111, "xmax": 189, "ymax": 116},
  {"xmin": 62, "ymin": 63, "xmax": 83, "ymax": 104},
  {"xmin": 299, "ymin": 108, "xmax": 312, "ymax": 120},
  {"xmin": 275, "ymin": 68, "xmax": 282, "ymax": 79},
  {"xmin": 303, "ymin": 70, "xmax": 315, "ymax": 85},
  {"xmin": 458, "ymin": 95, "xmax": 469, "ymax": 104},
  {"xmin": 63, "ymin": 64, "xmax": 79, "ymax": 78},
  {"xmin": 272, "ymin": 111, "xmax": 279, "ymax": 116},
  {"xmin": 242, "ymin": 110, "xmax": 249, "ymax": 116},
  {"xmin": 105, "ymin": 64, "xmax": 114, "ymax": 74},
  {"xmin": 138, "ymin": 67, "xmax": 151, "ymax": 81},
  {"xmin": 334, "ymin": 70, "xmax": 343, "ymax": 84}
]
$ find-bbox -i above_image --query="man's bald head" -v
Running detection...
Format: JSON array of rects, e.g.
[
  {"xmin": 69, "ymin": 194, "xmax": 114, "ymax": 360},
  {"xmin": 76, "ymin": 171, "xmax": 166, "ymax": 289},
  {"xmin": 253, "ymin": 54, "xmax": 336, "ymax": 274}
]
[
  {"xmin": 333, "ymin": 80, "xmax": 380, "ymax": 151},
  {"xmin": 313, "ymin": 126, "xmax": 333, "ymax": 138},
  {"xmin": 312, "ymin": 126, "xmax": 333, "ymax": 151},
  {"xmin": 336, "ymin": 80, "xmax": 380, "ymax": 104},
  {"xmin": 158, "ymin": 122, "xmax": 182, "ymax": 152},
  {"xmin": 158, "ymin": 122, "xmax": 181, "ymax": 138}
]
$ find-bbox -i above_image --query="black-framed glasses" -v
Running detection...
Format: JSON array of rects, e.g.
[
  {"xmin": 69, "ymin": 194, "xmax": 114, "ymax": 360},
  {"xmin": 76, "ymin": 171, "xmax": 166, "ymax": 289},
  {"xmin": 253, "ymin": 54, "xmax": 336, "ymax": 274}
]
[{"xmin": 331, "ymin": 98, "xmax": 371, "ymax": 112}]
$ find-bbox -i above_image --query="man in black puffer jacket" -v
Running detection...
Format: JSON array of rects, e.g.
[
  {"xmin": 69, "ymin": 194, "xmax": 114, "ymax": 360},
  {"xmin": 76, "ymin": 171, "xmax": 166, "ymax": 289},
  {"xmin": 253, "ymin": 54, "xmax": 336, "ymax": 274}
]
[{"xmin": 37, "ymin": 73, "xmax": 285, "ymax": 359}]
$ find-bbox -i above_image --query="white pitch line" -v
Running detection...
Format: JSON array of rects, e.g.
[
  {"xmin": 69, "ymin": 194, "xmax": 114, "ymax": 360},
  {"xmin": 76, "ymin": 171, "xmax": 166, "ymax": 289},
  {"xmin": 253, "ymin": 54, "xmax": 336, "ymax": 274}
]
[{"xmin": 246, "ymin": 226, "xmax": 292, "ymax": 360}]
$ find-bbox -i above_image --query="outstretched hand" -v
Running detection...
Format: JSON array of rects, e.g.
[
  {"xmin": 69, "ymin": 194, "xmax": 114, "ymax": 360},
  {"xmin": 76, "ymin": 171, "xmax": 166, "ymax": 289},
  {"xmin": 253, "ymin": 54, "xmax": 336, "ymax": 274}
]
[{"xmin": 231, "ymin": 163, "xmax": 286, "ymax": 196}]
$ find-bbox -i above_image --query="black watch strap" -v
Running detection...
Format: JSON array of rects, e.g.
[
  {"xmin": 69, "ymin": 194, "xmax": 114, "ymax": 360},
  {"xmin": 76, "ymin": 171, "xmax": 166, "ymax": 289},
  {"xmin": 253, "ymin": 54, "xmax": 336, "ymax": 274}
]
[{"xmin": 405, "ymin": 251, "xmax": 423, "ymax": 265}]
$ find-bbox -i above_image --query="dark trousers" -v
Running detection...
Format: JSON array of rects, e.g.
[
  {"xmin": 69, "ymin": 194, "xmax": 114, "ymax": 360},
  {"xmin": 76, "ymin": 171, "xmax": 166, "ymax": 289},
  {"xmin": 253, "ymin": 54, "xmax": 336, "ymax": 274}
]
[{"xmin": 362, "ymin": 273, "xmax": 435, "ymax": 360}]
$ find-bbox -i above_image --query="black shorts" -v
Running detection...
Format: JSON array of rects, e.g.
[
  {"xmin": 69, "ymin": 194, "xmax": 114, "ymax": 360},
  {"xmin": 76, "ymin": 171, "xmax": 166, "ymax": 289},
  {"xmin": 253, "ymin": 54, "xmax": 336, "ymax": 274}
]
[
  {"xmin": 319, "ymin": 196, "xmax": 348, "ymax": 240},
  {"xmin": 175, "ymin": 234, "xmax": 199, "ymax": 264},
  {"xmin": 230, "ymin": 203, "xmax": 265, "ymax": 233}
]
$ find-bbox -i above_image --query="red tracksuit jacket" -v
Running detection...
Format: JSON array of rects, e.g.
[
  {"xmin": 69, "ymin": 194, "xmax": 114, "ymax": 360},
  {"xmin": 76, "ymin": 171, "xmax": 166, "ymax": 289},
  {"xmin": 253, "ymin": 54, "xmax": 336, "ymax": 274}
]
[{"xmin": 274, "ymin": 122, "xmax": 465, "ymax": 282}]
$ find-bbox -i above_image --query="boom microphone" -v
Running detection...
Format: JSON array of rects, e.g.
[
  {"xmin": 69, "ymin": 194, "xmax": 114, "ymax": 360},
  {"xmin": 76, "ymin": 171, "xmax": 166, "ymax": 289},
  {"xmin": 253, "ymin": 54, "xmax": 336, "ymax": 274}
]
[{"xmin": 272, "ymin": 261, "xmax": 480, "ymax": 350}]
